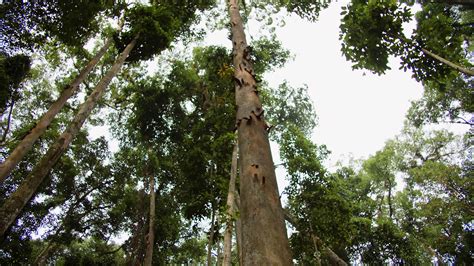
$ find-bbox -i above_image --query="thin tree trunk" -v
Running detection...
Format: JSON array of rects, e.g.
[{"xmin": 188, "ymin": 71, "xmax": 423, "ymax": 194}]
[
  {"xmin": 421, "ymin": 48, "xmax": 474, "ymax": 76},
  {"xmin": 223, "ymin": 142, "xmax": 238, "ymax": 266},
  {"xmin": 309, "ymin": 221, "xmax": 321, "ymax": 266},
  {"xmin": 0, "ymin": 98, "xmax": 14, "ymax": 145},
  {"xmin": 283, "ymin": 209, "xmax": 347, "ymax": 266},
  {"xmin": 387, "ymin": 180, "xmax": 393, "ymax": 219},
  {"xmin": 207, "ymin": 207, "xmax": 216, "ymax": 266},
  {"xmin": 217, "ymin": 240, "xmax": 222, "ymax": 265},
  {"xmin": 234, "ymin": 190, "xmax": 242, "ymax": 266},
  {"xmin": 0, "ymin": 34, "xmax": 138, "ymax": 238},
  {"xmin": 144, "ymin": 172, "xmax": 156, "ymax": 266},
  {"xmin": 0, "ymin": 37, "xmax": 113, "ymax": 184},
  {"xmin": 227, "ymin": 0, "xmax": 292, "ymax": 264},
  {"xmin": 33, "ymin": 241, "xmax": 59, "ymax": 266}
]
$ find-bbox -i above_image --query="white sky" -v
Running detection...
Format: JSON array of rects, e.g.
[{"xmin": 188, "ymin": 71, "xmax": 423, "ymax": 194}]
[{"xmin": 265, "ymin": 1, "xmax": 423, "ymax": 168}]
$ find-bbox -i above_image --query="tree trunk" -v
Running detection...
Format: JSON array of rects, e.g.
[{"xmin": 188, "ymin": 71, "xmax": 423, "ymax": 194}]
[
  {"xmin": 309, "ymin": 221, "xmax": 322, "ymax": 266},
  {"xmin": 387, "ymin": 180, "xmax": 393, "ymax": 219},
  {"xmin": 33, "ymin": 241, "xmax": 59, "ymax": 266},
  {"xmin": 0, "ymin": 37, "xmax": 113, "ymax": 184},
  {"xmin": 223, "ymin": 142, "xmax": 238, "ymax": 266},
  {"xmin": 0, "ymin": 35, "xmax": 138, "ymax": 238},
  {"xmin": 226, "ymin": 0, "xmax": 292, "ymax": 264},
  {"xmin": 421, "ymin": 48, "xmax": 474, "ymax": 76},
  {"xmin": 217, "ymin": 233, "xmax": 222, "ymax": 265},
  {"xmin": 283, "ymin": 209, "xmax": 347, "ymax": 266},
  {"xmin": 234, "ymin": 190, "xmax": 243, "ymax": 266},
  {"xmin": 207, "ymin": 206, "xmax": 216, "ymax": 266},
  {"xmin": 144, "ymin": 172, "xmax": 156, "ymax": 266}
]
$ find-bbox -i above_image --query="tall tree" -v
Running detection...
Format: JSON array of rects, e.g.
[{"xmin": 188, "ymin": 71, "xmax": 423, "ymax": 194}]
[
  {"xmin": 223, "ymin": 142, "xmax": 238, "ymax": 266},
  {"xmin": 0, "ymin": 35, "xmax": 138, "ymax": 238},
  {"xmin": 227, "ymin": 0, "xmax": 292, "ymax": 264},
  {"xmin": 0, "ymin": 36, "xmax": 113, "ymax": 183},
  {"xmin": 0, "ymin": 1, "xmax": 212, "ymax": 238},
  {"xmin": 144, "ymin": 161, "xmax": 156, "ymax": 266}
]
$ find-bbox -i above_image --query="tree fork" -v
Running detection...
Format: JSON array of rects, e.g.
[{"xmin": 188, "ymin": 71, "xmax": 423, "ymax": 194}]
[
  {"xmin": 227, "ymin": 0, "xmax": 292, "ymax": 264},
  {"xmin": 0, "ymin": 35, "xmax": 138, "ymax": 238},
  {"xmin": 0, "ymin": 37, "xmax": 113, "ymax": 184}
]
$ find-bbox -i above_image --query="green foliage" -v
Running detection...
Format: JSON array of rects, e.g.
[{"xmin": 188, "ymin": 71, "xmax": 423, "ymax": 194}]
[
  {"xmin": 264, "ymin": 82, "xmax": 316, "ymax": 139},
  {"xmin": 286, "ymin": 118, "xmax": 472, "ymax": 264},
  {"xmin": 169, "ymin": 237, "xmax": 207, "ymax": 264},
  {"xmin": 55, "ymin": 238, "xmax": 125, "ymax": 266},
  {"xmin": 42, "ymin": 0, "xmax": 114, "ymax": 47},
  {"xmin": 0, "ymin": 54, "xmax": 31, "ymax": 113},
  {"xmin": 250, "ymin": 0, "xmax": 331, "ymax": 22},
  {"xmin": 114, "ymin": 4, "xmax": 182, "ymax": 62},
  {"xmin": 251, "ymin": 35, "xmax": 291, "ymax": 76},
  {"xmin": 284, "ymin": 0, "xmax": 331, "ymax": 21},
  {"xmin": 406, "ymin": 78, "xmax": 473, "ymax": 127},
  {"xmin": 114, "ymin": 1, "xmax": 214, "ymax": 62},
  {"xmin": 340, "ymin": 0, "xmax": 411, "ymax": 74},
  {"xmin": 404, "ymin": 3, "xmax": 469, "ymax": 82},
  {"xmin": 0, "ymin": 1, "xmax": 112, "ymax": 53},
  {"xmin": 280, "ymin": 125, "xmax": 327, "ymax": 183},
  {"xmin": 340, "ymin": 1, "xmax": 473, "ymax": 126}
]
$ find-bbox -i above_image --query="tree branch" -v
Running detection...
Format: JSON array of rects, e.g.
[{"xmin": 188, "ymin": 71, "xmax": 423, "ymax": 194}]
[
  {"xmin": 421, "ymin": 48, "xmax": 474, "ymax": 76},
  {"xmin": 0, "ymin": 100, "xmax": 15, "ymax": 144},
  {"xmin": 282, "ymin": 209, "xmax": 347, "ymax": 266}
]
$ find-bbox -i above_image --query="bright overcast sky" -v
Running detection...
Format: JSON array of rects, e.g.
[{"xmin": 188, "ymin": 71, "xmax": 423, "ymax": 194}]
[{"xmin": 265, "ymin": 1, "xmax": 424, "ymax": 167}]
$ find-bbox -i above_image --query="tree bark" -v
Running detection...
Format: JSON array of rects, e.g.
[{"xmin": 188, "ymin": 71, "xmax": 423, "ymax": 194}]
[
  {"xmin": 227, "ymin": 0, "xmax": 292, "ymax": 264},
  {"xmin": 283, "ymin": 210, "xmax": 347, "ymax": 266},
  {"xmin": 0, "ymin": 37, "xmax": 113, "ymax": 184},
  {"xmin": 421, "ymin": 48, "xmax": 474, "ymax": 76},
  {"xmin": 144, "ymin": 172, "xmax": 156, "ymax": 266},
  {"xmin": 223, "ymin": 142, "xmax": 238, "ymax": 266},
  {"xmin": 207, "ymin": 206, "xmax": 216, "ymax": 266},
  {"xmin": 0, "ymin": 35, "xmax": 138, "ymax": 238}
]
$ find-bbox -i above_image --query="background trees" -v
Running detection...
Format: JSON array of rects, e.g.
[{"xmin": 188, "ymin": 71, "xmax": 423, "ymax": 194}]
[{"xmin": 0, "ymin": 0, "xmax": 471, "ymax": 264}]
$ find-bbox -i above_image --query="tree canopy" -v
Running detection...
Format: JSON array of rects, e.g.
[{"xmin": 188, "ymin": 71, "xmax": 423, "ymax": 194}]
[{"xmin": 0, "ymin": 0, "xmax": 471, "ymax": 265}]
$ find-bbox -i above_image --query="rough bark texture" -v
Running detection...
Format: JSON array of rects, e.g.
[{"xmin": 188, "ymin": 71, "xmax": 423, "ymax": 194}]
[
  {"xmin": 227, "ymin": 0, "xmax": 292, "ymax": 264},
  {"xmin": 283, "ymin": 210, "xmax": 347, "ymax": 266},
  {"xmin": 0, "ymin": 36, "xmax": 138, "ymax": 238},
  {"xmin": 223, "ymin": 142, "xmax": 238, "ymax": 266},
  {"xmin": 421, "ymin": 48, "xmax": 474, "ymax": 76},
  {"xmin": 0, "ymin": 38, "xmax": 112, "ymax": 184},
  {"xmin": 144, "ymin": 173, "xmax": 156, "ymax": 266},
  {"xmin": 207, "ymin": 207, "xmax": 216, "ymax": 266}
]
